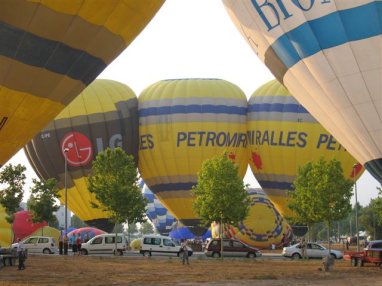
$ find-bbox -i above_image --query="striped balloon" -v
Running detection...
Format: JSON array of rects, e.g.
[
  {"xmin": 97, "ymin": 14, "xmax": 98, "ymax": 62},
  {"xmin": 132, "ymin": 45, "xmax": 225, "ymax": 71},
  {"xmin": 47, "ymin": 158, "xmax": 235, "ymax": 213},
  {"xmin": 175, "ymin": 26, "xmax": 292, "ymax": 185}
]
[
  {"xmin": 223, "ymin": 0, "xmax": 382, "ymax": 184},
  {"xmin": 0, "ymin": 0, "xmax": 164, "ymax": 166},
  {"xmin": 138, "ymin": 79, "xmax": 248, "ymax": 235},
  {"xmin": 24, "ymin": 79, "xmax": 138, "ymax": 232},
  {"xmin": 142, "ymin": 184, "xmax": 176, "ymax": 235},
  {"xmin": 247, "ymin": 80, "xmax": 363, "ymax": 217},
  {"xmin": 224, "ymin": 188, "xmax": 291, "ymax": 249}
]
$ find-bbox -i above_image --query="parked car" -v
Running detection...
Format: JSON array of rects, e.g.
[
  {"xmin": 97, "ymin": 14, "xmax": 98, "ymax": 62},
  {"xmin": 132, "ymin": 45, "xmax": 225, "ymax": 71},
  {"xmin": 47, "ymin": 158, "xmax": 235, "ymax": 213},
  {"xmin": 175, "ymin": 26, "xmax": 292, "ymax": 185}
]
[
  {"xmin": 365, "ymin": 240, "xmax": 382, "ymax": 250},
  {"xmin": 282, "ymin": 242, "xmax": 343, "ymax": 259},
  {"xmin": 80, "ymin": 233, "xmax": 128, "ymax": 256},
  {"xmin": 12, "ymin": 236, "xmax": 56, "ymax": 254},
  {"xmin": 140, "ymin": 235, "xmax": 193, "ymax": 257},
  {"xmin": 204, "ymin": 238, "xmax": 262, "ymax": 258}
]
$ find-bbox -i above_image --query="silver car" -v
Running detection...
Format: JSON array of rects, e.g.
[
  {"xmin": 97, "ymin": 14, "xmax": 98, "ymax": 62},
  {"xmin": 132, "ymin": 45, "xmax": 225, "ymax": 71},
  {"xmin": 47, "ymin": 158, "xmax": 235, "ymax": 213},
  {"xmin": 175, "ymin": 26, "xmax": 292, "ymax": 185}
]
[
  {"xmin": 12, "ymin": 236, "xmax": 56, "ymax": 254},
  {"xmin": 282, "ymin": 242, "xmax": 343, "ymax": 259}
]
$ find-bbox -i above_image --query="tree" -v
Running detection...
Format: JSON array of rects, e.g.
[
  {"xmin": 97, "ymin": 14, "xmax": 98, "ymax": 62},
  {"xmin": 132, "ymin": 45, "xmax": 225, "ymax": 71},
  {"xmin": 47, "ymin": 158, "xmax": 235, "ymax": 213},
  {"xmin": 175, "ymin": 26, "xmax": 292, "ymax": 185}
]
[
  {"xmin": 192, "ymin": 153, "xmax": 251, "ymax": 258},
  {"xmin": 140, "ymin": 221, "xmax": 154, "ymax": 235},
  {"xmin": 0, "ymin": 164, "xmax": 26, "ymax": 224},
  {"xmin": 27, "ymin": 178, "xmax": 61, "ymax": 235},
  {"xmin": 88, "ymin": 147, "xmax": 147, "ymax": 254},
  {"xmin": 71, "ymin": 215, "xmax": 88, "ymax": 228},
  {"xmin": 287, "ymin": 157, "xmax": 353, "ymax": 252}
]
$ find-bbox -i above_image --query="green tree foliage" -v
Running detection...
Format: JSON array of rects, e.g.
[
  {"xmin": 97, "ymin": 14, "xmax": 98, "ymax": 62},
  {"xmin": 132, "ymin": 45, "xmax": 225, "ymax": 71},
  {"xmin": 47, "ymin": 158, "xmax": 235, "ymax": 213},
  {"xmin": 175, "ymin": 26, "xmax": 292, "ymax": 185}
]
[
  {"xmin": 0, "ymin": 164, "xmax": 26, "ymax": 223},
  {"xmin": 192, "ymin": 153, "xmax": 250, "ymax": 227},
  {"xmin": 192, "ymin": 153, "xmax": 250, "ymax": 258},
  {"xmin": 373, "ymin": 187, "xmax": 382, "ymax": 225},
  {"xmin": 88, "ymin": 147, "xmax": 147, "ymax": 228},
  {"xmin": 27, "ymin": 178, "xmax": 60, "ymax": 232},
  {"xmin": 288, "ymin": 158, "xmax": 353, "ymax": 250},
  {"xmin": 140, "ymin": 221, "xmax": 154, "ymax": 235},
  {"xmin": 71, "ymin": 215, "xmax": 88, "ymax": 228}
]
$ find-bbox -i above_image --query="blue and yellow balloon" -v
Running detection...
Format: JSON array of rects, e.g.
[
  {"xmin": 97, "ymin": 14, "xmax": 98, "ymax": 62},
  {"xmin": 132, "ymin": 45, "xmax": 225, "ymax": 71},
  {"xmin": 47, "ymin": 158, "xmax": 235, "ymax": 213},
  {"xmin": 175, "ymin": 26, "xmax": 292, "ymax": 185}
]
[
  {"xmin": 138, "ymin": 78, "xmax": 248, "ymax": 235},
  {"xmin": 223, "ymin": 0, "xmax": 382, "ymax": 184},
  {"xmin": 247, "ymin": 80, "xmax": 363, "ymax": 217}
]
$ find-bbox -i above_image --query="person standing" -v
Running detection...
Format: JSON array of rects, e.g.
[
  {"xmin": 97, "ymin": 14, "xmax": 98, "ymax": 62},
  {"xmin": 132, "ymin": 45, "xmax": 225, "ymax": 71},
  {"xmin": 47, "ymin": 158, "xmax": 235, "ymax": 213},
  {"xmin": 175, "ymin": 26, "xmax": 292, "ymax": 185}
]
[
  {"xmin": 181, "ymin": 239, "xmax": 189, "ymax": 265},
  {"xmin": 59, "ymin": 234, "xmax": 64, "ymax": 255},
  {"xmin": 76, "ymin": 235, "xmax": 82, "ymax": 256},
  {"xmin": 71, "ymin": 234, "xmax": 77, "ymax": 256},
  {"xmin": 16, "ymin": 238, "xmax": 26, "ymax": 270},
  {"xmin": 63, "ymin": 235, "xmax": 69, "ymax": 255}
]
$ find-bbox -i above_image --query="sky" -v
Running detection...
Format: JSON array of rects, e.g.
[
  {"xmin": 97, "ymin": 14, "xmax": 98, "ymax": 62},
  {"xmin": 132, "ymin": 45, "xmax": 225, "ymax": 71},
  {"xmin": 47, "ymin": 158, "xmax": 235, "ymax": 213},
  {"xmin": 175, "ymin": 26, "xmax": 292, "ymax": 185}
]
[{"xmin": 5, "ymin": 0, "xmax": 381, "ymax": 206}]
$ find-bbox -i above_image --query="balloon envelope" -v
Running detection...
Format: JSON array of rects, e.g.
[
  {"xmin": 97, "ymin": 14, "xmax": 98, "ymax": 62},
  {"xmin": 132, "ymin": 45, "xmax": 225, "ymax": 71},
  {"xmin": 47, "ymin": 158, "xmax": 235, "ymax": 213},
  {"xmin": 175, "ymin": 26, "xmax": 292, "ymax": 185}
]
[
  {"xmin": 12, "ymin": 210, "xmax": 48, "ymax": 242},
  {"xmin": 138, "ymin": 78, "xmax": 248, "ymax": 235},
  {"xmin": 247, "ymin": 80, "xmax": 363, "ymax": 217},
  {"xmin": 0, "ymin": 0, "xmax": 164, "ymax": 166},
  {"xmin": 24, "ymin": 79, "xmax": 139, "ymax": 232},
  {"xmin": 217, "ymin": 188, "xmax": 292, "ymax": 249},
  {"xmin": 0, "ymin": 205, "xmax": 13, "ymax": 247},
  {"xmin": 142, "ymin": 184, "xmax": 176, "ymax": 235},
  {"xmin": 223, "ymin": 0, "xmax": 382, "ymax": 184}
]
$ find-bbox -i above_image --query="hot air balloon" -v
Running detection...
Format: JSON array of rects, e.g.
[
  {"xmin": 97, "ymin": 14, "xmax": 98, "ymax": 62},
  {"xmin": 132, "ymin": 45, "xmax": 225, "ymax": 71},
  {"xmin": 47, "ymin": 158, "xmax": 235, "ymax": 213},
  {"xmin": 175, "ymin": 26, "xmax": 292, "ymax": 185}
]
[
  {"xmin": 142, "ymin": 184, "xmax": 176, "ymax": 235},
  {"xmin": 24, "ymin": 79, "xmax": 139, "ymax": 232},
  {"xmin": 0, "ymin": 0, "xmax": 164, "ymax": 166},
  {"xmin": 138, "ymin": 78, "xmax": 248, "ymax": 235},
  {"xmin": 223, "ymin": 188, "xmax": 291, "ymax": 249},
  {"xmin": 222, "ymin": 0, "xmax": 382, "ymax": 184},
  {"xmin": 12, "ymin": 210, "xmax": 47, "ymax": 241},
  {"xmin": 0, "ymin": 205, "xmax": 13, "ymax": 246},
  {"xmin": 247, "ymin": 80, "xmax": 363, "ymax": 217}
]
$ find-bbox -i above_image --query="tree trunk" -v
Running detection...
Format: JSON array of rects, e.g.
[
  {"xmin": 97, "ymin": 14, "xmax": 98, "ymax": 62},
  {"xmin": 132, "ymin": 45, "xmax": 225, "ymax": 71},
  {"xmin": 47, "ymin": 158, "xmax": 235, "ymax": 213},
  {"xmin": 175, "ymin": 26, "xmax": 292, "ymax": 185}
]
[{"xmin": 220, "ymin": 217, "xmax": 224, "ymax": 260}]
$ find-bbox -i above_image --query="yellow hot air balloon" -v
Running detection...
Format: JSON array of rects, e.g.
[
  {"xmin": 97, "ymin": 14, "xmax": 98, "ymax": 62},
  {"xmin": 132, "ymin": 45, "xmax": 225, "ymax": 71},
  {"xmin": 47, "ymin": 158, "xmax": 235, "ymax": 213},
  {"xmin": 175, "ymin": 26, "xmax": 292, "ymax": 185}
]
[
  {"xmin": 0, "ymin": 0, "xmax": 164, "ymax": 166},
  {"xmin": 247, "ymin": 80, "xmax": 363, "ymax": 217},
  {"xmin": 138, "ymin": 79, "xmax": 248, "ymax": 235},
  {"xmin": 24, "ymin": 79, "xmax": 139, "ymax": 232},
  {"xmin": 0, "ymin": 205, "xmax": 13, "ymax": 247},
  {"xmin": 222, "ymin": 188, "xmax": 291, "ymax": 249},
  {"xmin": 223, "ymin": 0, "xmax": 382, "ymax": 184}
]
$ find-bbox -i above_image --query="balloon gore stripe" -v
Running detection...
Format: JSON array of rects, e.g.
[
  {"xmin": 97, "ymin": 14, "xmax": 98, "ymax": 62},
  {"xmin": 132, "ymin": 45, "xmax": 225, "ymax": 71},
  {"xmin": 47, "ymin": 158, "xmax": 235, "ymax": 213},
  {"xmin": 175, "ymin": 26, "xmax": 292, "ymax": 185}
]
[{"xmin": 0, "ymin": 23, "xmax": 106, "ymax": 85}]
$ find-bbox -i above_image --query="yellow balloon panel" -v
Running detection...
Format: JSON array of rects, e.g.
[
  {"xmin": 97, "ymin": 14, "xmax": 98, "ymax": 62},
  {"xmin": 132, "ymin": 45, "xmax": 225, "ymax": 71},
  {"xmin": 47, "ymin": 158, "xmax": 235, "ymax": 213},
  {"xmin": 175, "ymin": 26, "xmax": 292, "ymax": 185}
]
[
  {"xmin": 139, "ymin": 79, "xmax": 248, "ymax": 233},
  {"xmin": 0, "ymin": 0, "xmax": 164, "ymax": 166},
  {"xmin": 223, "ymin": 188, "xmax": 291, "ymax": 249},
  {"xmin": 248, "ymin": 80, "xmax": 363, "ymax": 217},
  {"xmin": 0, "ymin": 205, "xmax": 13, "ymax": 247}
]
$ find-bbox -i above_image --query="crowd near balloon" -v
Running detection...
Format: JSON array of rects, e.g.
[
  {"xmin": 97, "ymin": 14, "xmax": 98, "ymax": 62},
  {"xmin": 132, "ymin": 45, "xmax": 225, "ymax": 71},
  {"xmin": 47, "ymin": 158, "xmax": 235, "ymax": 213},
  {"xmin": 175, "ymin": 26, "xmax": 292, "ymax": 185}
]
[{"xmin": 1, "ymin": 1, "xmax": 381, "ymax": 251}]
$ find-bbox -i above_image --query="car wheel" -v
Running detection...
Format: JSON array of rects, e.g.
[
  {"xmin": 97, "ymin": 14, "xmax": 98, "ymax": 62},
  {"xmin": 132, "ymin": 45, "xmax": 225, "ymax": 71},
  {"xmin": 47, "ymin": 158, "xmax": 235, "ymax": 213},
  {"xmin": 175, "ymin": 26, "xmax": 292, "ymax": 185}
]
[
  {"xmin": 114, "ymin": 250, "xmax": 123, "ymax": 256},
  {"xmin": 292, "ymin": 253, "xmax": 301, "ymax": 259},
  {"xmin": 81, "ymin": 249, "xmax": 88, "ymax": 255},
  {"xmin": 43, "ymin": 248, "xmax": 51, "ymax": 254},
  {"xmin": 143, "ymin": 251, "xmax": 151, "ymax": 257},
  {"xmin": 330, "ymin": 253, "xmax": 336, "ymax": 259},
  {"xmin": 247, "ymin": 253, "xmax": 256, "ymax": 258},
  {"xmin": 212, "ymin": 252, "xmax": 220, "ymax": 258}
]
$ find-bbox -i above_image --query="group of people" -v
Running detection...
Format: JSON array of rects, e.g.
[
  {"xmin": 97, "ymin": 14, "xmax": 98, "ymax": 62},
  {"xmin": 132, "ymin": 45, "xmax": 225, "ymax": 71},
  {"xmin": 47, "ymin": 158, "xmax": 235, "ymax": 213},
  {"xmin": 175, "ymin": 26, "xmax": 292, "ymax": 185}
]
[{"xmin": 59, "ymin": 233, "xmax": 90, "ymax": 255}]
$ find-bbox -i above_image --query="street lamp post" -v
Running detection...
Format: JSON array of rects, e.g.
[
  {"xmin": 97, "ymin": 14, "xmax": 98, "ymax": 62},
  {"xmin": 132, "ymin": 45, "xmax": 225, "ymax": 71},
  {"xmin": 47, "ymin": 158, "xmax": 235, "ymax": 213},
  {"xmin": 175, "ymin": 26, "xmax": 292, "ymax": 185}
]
[
  {"xmin": 64, "ymin": 148, "xmax": 69, "ymax": 235},
  {"xmin": 353, "ymin": 164, "xmax": 360, "ymax": 252}
]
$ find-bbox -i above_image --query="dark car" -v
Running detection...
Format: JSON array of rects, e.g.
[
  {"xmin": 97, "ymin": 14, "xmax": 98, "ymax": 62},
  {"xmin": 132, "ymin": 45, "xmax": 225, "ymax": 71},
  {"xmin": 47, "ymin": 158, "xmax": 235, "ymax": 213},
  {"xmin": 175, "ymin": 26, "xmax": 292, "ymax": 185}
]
[
  {"xmin": 365, "ymin": 240, "xmax": 382, "ymax": 250},
  {"xmin": 204, "ymin": 238, "xmax": 262, "ymax": 258}
]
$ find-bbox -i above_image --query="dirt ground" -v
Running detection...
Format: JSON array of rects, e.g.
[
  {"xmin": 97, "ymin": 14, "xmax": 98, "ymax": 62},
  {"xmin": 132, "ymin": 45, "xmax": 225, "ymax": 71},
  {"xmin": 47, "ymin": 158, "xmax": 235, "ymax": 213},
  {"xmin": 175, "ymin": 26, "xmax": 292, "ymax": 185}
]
[{"xmin": 1, "ymin": 253, "xmax": 382, "ymax": 286}]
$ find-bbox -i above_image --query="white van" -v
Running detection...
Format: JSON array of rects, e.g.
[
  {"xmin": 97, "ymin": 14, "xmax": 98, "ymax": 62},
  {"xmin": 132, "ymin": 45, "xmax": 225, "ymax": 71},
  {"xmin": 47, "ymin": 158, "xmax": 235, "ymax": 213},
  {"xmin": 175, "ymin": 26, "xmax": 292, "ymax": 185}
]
[
  {"xmin": 12, "ymin": 236, "xmax": 56, "ymax": 254},
  {"xmin": 80, "ymin": 233, "xmax": 128, "ymax": 256},
  {"xmin": 140, "ymin": 235, "xmax": 193, "ymax": 257}
]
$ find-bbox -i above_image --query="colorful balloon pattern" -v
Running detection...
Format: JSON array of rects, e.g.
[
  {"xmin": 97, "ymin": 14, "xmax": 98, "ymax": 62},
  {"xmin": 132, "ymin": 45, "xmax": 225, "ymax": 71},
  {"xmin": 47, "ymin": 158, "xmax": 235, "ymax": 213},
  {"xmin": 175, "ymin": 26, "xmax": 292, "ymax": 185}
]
[
  {"xmin": 223, "ymin": 0, "xmax": 382, "ymax": 184},
  {"xmin": 138, "ymin": 79, "xmax": 249, "ymax": 235},
  {"xmin": 24, "ymin": 79, "xmax": 139, "ymax": 232},
  {"xmin": 142, "ymin": 183, "xmax": 176, "ymax": 235}
]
